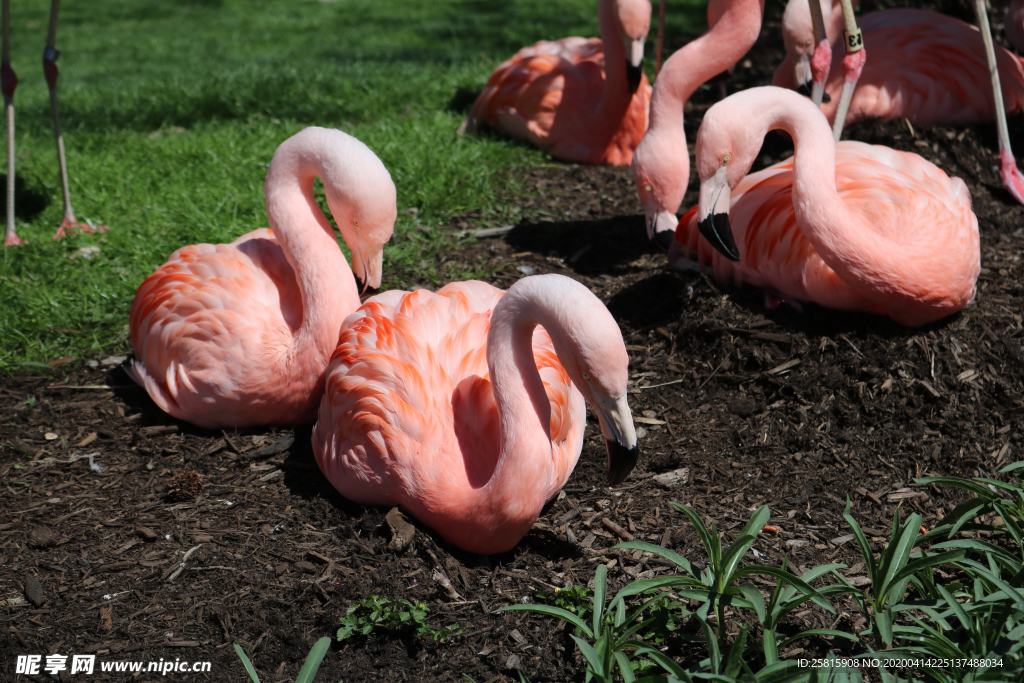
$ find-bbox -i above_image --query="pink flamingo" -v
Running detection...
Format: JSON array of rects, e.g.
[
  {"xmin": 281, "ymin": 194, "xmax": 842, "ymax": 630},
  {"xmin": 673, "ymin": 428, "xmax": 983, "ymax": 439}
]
[
  {"xmin": 669, "ymin": 86, "xmax": 980, "ymax": 327},
  {"xmin": 774, "ymin": 0, "xmax": 1024, "ymax": 202},
  {"xmin": 3, "ymin": 0, "xmax": 106, "ymax": 246},
  {"xmin": 460, "ymin": 0, "xmax": 652, "ymax": 166},
  {"xmin": 128, "ymin": 128, "xmax": 396, "ymax": 429},
  {"xmin": 312, "ymin": 274, "xmax": 639, "ymax": 554},
  {"xmin": 631, "ymin": 0, "xmax": 764, "ymax": 249}
]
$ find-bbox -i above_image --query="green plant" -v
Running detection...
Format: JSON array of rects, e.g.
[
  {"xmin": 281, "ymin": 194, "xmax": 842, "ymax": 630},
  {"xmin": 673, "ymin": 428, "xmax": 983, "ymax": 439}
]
[
  {"xmin": 614, "ymin": 504, "xmax": 833, "ymax": 641},
  {"xmin": 761, "ymin": 558, "xmax": 859, "ymax": 664},
  {"xmin": 498, "ymin": 563, "xmax": 686, "ymax": 683},
  {"xmin": 234, "ymin": 636, "xmax": 330, "ymax": 683},
  {"xmin": 834, "ymin": 499, "xmax": 967, "ymax": 648},
  {"xmin": 337, "ymin": 594, "xmax": 462, "ymax": 642}
]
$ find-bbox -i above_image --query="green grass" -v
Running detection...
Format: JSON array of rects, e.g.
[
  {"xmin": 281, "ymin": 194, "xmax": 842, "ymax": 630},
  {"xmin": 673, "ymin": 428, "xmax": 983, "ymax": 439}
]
[{"xmin": 0, "ymin": 0, "xmax": 704, "ymax": 369}]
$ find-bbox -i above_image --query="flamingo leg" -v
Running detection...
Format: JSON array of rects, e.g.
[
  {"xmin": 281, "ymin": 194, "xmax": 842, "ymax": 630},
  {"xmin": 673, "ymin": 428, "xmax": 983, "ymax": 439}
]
[
  {"xmin": 831, "ymin": 0, "xmax": 865, "ymax": 141},
  {"xmin": 44, "ymin": 0, "xmax": 106, "ymax": 239},
  {"xmin": 974, "ymin": 0, "xmax": 1024, "ymax": 204},
  {"xmin": 807, "ymin": 0, "xmax": 830, "ymax": 108},
  {"xmin": 2, "ymin": 0, "xmax": 20, "ymax": 246}
]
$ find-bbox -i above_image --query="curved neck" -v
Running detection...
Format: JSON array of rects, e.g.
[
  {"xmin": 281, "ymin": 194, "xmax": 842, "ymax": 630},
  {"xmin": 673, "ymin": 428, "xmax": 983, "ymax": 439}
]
[
  {"xmin": 264, "ymin": 151, "xmax": 360, "ymax": 358},
  {"xmin": 482, "ymin": 289, "xmax": 561, "ymax": 520},
  {"xmin": 648, "ymin": 0, "xmax": 764, "ymax": 131}
]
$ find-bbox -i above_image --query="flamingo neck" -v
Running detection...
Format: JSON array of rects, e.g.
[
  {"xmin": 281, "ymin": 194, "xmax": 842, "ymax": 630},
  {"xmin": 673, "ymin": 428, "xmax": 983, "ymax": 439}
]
[
  {"xmin": 597, "ymin": 0, "xmax": 631, "ymax": 122},
  {"xmin": 483, "ymin": 287, "xmax": 565, "ymax": 534},
  {"xmin": 264, "ymin": 150, "xmax": 360, "ymax": 364},
  {"xmin": 648, "ymin": 0, "xmax": 764, "ymax": 133}
]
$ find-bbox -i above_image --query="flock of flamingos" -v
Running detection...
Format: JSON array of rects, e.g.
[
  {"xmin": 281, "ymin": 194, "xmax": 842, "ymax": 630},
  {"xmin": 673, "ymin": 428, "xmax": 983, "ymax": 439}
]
[{"xmin": 9, "ymin": 0, "xmax": 1024, "ymax": 553}]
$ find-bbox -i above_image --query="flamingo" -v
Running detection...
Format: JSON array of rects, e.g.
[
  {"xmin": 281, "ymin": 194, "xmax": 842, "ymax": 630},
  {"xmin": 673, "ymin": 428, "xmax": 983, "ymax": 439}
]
[
  {"xmin": 631, "ymin": 0, "xmax": 764, "ymax": 249},
  {"xmin": 668, "ymin": 86, "xmax": 979, "ymax": 327},
  {"xmin": 3, "ymin": 0, "xmax": 105, "ymax": 246},
  {"xmin": 774, "ymin": 0, "xmax": 1024, "ymax": 202},
  {"xmin": 128, "ymin": 127, "xmax": 396, "ymax": 429},
  {"xmin": 460, "ymin": 0, "xmax": 652, "ymax": 166},
  {"xmin": 312, "ymin": 274, "xmax": 639, "ymax": 555}
]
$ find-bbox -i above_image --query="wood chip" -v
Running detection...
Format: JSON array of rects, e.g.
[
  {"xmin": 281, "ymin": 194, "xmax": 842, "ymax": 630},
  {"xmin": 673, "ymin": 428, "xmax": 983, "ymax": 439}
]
[
  {"xmin": 601, "ymin": 518, "xmax": 633, "ymax": 541},
  {"xmin": 246, "ymin": 434, "xmax": 295, "ymax": 460},
  {"xmin": 136, "ymin": 527, "xmax": 159, "ymax": 542},
  {"xmin": 767, "ymin": 359, "xmax": 801, "ymax": 375},
  {"xmin": 25, "ymin": 576, "xmax": 43, "ymax": 606}
]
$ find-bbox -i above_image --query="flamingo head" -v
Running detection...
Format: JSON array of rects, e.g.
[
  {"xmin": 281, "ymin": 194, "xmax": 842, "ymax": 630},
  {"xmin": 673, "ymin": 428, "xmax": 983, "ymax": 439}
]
[
  {"xmin": 632, "ymin": 131, "xmax": 686, "ymax": 251},
  {"xmin": 781, "ymin": 0, "xmax": 832, "ymax": 102},
  {"xmin": 615, "ymin": 0, "xmax": 651, "ymax": 93},
  {"xmin": 691, "ymin": 93, "xmax": 767, "ymax": 262},
  {"xmin": 327, "ymin": 161, "xmax": 398, "ymax": 293}
]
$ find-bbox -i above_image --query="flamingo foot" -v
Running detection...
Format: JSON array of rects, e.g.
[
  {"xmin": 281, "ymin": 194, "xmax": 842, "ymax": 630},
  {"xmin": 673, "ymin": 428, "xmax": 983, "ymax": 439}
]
[
  {"xmin": 4, "ymin": 233, "xmax": 24, "ymax": 246},
  {"xmin": 998, "ymin": 148, "xmax": 1024, "ymax": 205},
  {"xmin": 52, "ymin": 216, "xmax": 109, "ymax": 241},
  {"xmin": 763, "ymin": 288, "xmax": 804, "ymax": 313}
]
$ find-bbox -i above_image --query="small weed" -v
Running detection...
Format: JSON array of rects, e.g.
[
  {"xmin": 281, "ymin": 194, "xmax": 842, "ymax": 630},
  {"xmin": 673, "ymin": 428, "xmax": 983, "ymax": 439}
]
[{"xmin": 337, "ymin": 594, "xmax": 463, "ymax": 642}]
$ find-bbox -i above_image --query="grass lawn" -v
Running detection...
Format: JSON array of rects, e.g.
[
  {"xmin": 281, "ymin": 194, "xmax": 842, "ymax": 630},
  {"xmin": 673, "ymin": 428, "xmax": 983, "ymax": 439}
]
[{"xmin": 0, "ymin": 0, "xmax": 703, "ymax": 371}]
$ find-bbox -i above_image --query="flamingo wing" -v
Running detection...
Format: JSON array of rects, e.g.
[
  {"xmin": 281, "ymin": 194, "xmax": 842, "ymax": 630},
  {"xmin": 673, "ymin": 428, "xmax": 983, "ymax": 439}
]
[
  {"xmin": 128, "ymin": 231, "xmax": 302, "ymax": 427},
  {"xmin": 676, "ymin": 141, "xmax": 978, "ymax": 318},
  {"xmin": 314, "ymin": 280, "xmax": 585, "ymax": 514}
]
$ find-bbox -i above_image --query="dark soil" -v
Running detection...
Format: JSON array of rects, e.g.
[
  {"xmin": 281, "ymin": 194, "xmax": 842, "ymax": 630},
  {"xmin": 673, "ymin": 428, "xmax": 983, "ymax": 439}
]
[{"xmin": 3, "ymin": 3, "xmax": 1023, "ymax": 683}]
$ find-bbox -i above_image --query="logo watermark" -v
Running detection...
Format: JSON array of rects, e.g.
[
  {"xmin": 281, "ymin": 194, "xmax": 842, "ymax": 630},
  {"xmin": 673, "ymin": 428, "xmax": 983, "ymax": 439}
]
[{"xmin": 15, "ymin": 654, "xmax": 212, "ymax": 676}]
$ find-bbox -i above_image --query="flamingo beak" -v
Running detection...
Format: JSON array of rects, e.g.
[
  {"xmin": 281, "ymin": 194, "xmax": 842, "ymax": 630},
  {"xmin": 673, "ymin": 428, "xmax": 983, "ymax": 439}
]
[
  {"xmin": 354, "ymin": 248, "xmax": 383, "ymax": 295},
  {"xmin": 624, "ymin": 37, "xmax": 644, "ymax": 93},
  {"xmin": 643, "ymin": 196, "xmax": 679, "ymax": 249},
  {"xmin": 697, "ymin": 165, "xmax": 740, "ymax": 261},
  {"xmin": 593, "ymin": 394, "xmax": 639, "ymax": 486}
]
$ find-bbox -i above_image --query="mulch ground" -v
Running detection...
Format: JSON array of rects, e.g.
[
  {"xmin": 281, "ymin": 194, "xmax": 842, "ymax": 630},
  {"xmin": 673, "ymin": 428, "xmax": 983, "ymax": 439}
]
[{"xmin": 3, "ymin": 3, "xmax": 1024, "ymax": 682}]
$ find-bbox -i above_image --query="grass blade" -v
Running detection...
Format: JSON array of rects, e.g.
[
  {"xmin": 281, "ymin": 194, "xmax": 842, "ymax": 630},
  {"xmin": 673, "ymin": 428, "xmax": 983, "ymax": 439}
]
[
  {"xmin": 295, "ymin": 637, "xmax": 331, "ymax": 683},
  {"xmin": 233, "ymin": 642, "xmax": 262, "ymax": 683}
]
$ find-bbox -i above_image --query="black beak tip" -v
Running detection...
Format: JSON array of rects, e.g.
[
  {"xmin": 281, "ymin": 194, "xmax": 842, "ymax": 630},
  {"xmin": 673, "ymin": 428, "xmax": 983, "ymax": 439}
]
[
  {"xmin": 606, "ymin": 440, "xmax": 639, "ymax": 486},
  {"xmin": 698, "ymin": 213, "xmax": 740, "ymax": 262},
  {"xmin": 796, "ymin": 81, "xmax": 813, "ymax": 98},
  {"xmin": 652, "ymin": 229, "xmax": 675, "ymax": 253},
  {"xmin": 626, "ymin": 63, "xmax": 643, "ymax": 94}
]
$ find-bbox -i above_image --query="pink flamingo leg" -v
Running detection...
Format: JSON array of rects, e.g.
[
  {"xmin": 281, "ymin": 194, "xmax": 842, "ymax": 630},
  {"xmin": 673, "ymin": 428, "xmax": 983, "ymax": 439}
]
[
  {"xmin": 44, "ymin": 0, "xmax": 107, "ymax": 239},
  {"xmin": 807, "ymin": 0, "xmax": 830, "ymax": 107},
  {"xmin": 830, "ymin": 0, "xmax": 864, "ymax": 140},
  {"xmin": 2, "ymin": 0, "xmax": 21, "ymax": 246},
  {"xmin": 974, "ymin": 0, "xmax": 1024, "ymax": 204}
]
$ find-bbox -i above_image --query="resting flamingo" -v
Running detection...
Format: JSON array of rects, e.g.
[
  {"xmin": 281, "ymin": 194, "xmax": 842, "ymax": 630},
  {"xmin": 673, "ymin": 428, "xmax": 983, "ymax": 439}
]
[
  {"xmin": 313, "ymin": 274, "xmax": 639, "ymax": 554},
  {"xmin": 774, "ymin": 0, "xmax": 1024, "ymax": 202},
  {"xmin": 460, "ymin": 0, "xmax": 652, "ymax": 165},
  {"xmin": 632, "ymin": 0, "xmax": 764, "ymax": 249},
  {"xmin": 128, "ymin": 127, "xmax": 396, "ymax": 429},
  {"xmin": 668, "ymin": 86, "xmax": 979, "ymax": 327}
]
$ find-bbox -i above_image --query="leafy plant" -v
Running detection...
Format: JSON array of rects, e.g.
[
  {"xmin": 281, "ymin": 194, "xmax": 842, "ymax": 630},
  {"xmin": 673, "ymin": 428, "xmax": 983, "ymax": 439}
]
[
  {"xmin": 762, "ymin": 558, "xmax": 858, "ymax": 664},
  {"xmin": 614, "ymin": 504, "xmax": 833, "ymax": 641},
  {"xmin": 498, "ymin": 563, "xmax": 686, "ymax": 683},
  {"xmin": 834, "ymin": 499, "xmax": 967, "ymax": 648},
  {"xmin": 337, "ymin": 594, "xmax": 462, "ymax": 642},
  {"xmin": 234, "ymin": 636, "xmax": 330, "ymax": 683}
]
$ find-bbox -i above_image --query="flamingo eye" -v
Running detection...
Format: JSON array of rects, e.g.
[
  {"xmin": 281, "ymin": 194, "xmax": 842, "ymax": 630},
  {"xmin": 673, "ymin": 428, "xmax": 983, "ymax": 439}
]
[
  {"xmin": 582, "ymin": 371, "xmax": 591, "ymax": 381},
  {"xmin": 643, "ymin": 184, "xmax": 652, "ymax": 192},
  {"xmin": 353, "ymin": 219, "xmax": 360, "ymax": 229},
  {"xmin": 722, "ymin": 154, "xmax": 731, "ymax": 165},
  {"xmin": 805, "ymin": 38, "xmax": 812, "ymax": 47}
]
